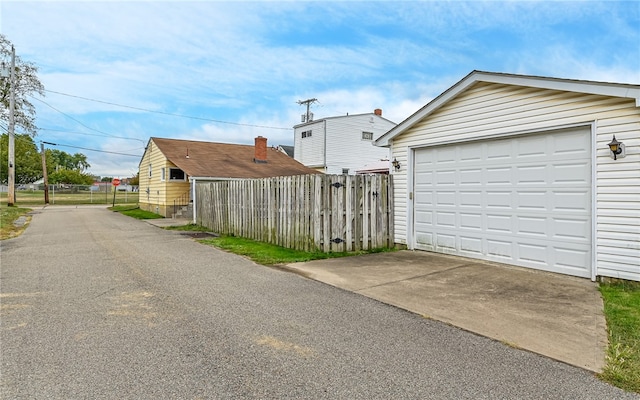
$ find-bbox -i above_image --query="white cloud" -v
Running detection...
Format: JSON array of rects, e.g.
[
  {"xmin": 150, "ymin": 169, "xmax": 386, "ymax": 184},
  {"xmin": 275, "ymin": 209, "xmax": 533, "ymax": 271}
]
[{"xmin": 2, "ymin": 1, "xmax": 638, "ymax": 178}]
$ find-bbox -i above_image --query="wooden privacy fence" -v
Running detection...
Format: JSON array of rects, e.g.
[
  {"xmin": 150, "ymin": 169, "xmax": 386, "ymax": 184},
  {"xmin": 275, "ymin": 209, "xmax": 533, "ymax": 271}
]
[{"xmin": 194, "ymin": 174, "xmax": 393, "ymax": 252}]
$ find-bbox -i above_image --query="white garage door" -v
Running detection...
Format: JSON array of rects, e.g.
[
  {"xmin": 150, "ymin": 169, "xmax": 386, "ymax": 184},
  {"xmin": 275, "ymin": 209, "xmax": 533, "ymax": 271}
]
[{"xmin": 413, "ymin": 127, "xmax": 592, "ymax": 278}]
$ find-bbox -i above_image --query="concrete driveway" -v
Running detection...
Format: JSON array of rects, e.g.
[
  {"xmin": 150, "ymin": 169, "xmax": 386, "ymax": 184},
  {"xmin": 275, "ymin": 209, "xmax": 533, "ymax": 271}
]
[{"xmin": 284, "ymin": 250, "xmax": 608, "ymax": 372}]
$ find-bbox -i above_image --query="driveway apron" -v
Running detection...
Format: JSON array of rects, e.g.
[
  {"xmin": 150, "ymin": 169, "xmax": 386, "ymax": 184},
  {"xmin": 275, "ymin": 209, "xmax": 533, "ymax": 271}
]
[{"xmin": 285, "ymin": 250, "xmax": 608, "ymax": 372}]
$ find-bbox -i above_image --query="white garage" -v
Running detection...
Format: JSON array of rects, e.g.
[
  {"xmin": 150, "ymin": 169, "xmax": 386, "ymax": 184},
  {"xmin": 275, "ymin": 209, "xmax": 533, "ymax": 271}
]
[{"xmin": 375, "ymin": 71, "xmax": 640, "ymax": 281}]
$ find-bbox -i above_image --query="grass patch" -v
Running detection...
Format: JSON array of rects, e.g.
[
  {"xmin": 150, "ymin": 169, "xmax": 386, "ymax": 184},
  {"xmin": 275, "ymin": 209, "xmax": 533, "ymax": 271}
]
[
  {"xmin": 198, "ymin": 235, "xmax": 392, "ymax": 266},
  {"xmin": 599, "ymin": 280, "xmax": 640, "ymax": 393},
  {"xmin": 110, "ymin": 206, "xmax": 164, "ymax": 220},
  {"xmin": 0, "ymin": 206, "xmax": 32, "ymax": 240},
  {"xmin": 164, "ymin": 223, "xmax": 211, "ymax": 232}
]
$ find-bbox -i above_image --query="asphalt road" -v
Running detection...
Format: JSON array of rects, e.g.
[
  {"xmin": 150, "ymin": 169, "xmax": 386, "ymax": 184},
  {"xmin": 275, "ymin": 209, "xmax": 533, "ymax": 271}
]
[{"xmin": 1, "ymin": 206, "xmax": 637, "ymax": 399}]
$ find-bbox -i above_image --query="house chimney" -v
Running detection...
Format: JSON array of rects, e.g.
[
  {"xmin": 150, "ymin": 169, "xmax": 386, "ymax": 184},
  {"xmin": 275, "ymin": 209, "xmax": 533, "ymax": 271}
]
[
  {"xmin": 254, "ymin": 136, "xmax": 267, "ymax": 162},
  {"xmin": 374, "ymin": 108, "xmax": 382, "ymax": 116}
]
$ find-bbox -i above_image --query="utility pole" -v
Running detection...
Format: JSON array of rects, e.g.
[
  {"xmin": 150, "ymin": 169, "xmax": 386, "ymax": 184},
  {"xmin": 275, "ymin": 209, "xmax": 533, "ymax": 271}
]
[
  {"xmin": 297, "ymin": 98, "xmax": 317, "ymax": 123},
  {"xmin": 5, "ymin": 46, "xmax": 16, "ymax": 206},
  {"xmin": 40, "ymin": 142, "xmax": 50, "ymax": 204}
]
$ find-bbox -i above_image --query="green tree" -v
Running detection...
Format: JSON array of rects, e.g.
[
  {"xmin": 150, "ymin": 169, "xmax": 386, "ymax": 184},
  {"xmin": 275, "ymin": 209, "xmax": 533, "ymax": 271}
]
[
  {"xmin": 46, "ymin": 149, "xmax": 91, "ymax": 172},
  {"xmin": 0, "ymin": 133, "xmax": 42, "ymax": 184},
  {"xmin": 129, "ymin": 172, "xmax": 139, "ymax": 186},
  {"xmin": 101, "ymin": 176, "xmax": 113, "ymax": 182},
  {"xmin": 71, "ymin": 153, "xmax": 90, "ymax": 171},
  {"xmin": 1, "ymin": 34, "xmax": 45, "ymax": 136},
  {"xmin": 49, "ymin": 169, "xmax": 94, "ymax": 185}
]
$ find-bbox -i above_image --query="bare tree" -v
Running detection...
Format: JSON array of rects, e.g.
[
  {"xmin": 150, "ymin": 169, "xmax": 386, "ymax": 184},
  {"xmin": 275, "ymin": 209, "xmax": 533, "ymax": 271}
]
[{"xmin": 0, "ymin": 34, "xmax": 45, "ymax": 136}]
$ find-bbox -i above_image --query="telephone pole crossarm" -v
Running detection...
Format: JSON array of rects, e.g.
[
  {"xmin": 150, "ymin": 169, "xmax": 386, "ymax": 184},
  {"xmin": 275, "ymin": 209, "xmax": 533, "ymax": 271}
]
[{"xmin": 297, "ymin": 98, "xmax": 318, "ymax": 123}]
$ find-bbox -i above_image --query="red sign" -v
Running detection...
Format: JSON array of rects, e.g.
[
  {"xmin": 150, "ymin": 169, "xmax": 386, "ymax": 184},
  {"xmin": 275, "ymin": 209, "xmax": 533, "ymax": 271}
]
[{"xmin": 112, "ymin": 178, "xmax": 121, "ymax": 186}]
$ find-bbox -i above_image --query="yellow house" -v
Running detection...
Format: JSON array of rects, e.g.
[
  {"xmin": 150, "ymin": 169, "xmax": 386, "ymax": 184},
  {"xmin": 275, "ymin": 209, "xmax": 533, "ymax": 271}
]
[{"xmin": 138, "ymin": 136, "xmax": 318, "ymax": 217}]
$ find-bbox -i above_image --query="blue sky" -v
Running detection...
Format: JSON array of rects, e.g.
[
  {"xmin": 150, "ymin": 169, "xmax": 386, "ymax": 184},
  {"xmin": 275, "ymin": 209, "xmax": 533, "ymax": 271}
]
[{"xmin": 2, "ymin": 1, "xmax": 639, "ymax": 178}]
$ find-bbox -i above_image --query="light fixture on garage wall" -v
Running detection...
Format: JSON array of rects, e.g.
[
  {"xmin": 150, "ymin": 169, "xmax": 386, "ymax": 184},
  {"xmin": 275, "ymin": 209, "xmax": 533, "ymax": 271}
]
[
  {"xmin": 607, "ymin": 135, "xmax": 625, "ymax": 160},
  {"xmin": 391, "ymin": 158, "xmax": 401, "ymax": 170}
]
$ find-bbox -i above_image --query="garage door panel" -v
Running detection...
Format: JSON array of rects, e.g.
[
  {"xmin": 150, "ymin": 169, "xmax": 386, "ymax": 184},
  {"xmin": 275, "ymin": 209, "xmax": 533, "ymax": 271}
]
[
  {"xmin": 486, "ymin": 167, "xmax": 512, "ymax": 184},
  {"xmin": 552, "ymin": 191, "xmax": 590, "ymax": 212},
  {"xmin": 460, "ymin": 146, "xmax": 483, "ymax": 162},
  {"xmin": 436, "ymin": 170, "xmax": 456, "ymax": 185},
  {"xmin": 552, "ymin": 132, "xmax": 590, "ymax": 156},
  {"xmin": 486, "ymin": 191, "xmax": 512, "ymax": 208},
  {"xmin": 554, "ymin": 247, "xmax": 591, "ymax": 271},
  {"xmin": 436, "ymin": 191, "xmax": 456, "ymax": 206},
  {"xmin": 460, "ymin": 213, "xmax": 482, "ymax": 230},
  {"xmin": 517, "ymin": 243, "xmax": 549, "ymax": 265},
  {"xmin": 460, "ymin": 236, "xmax": 483, "ymax": 255},
  {"xmin": 487, "ymin": 239, "xmax": 513, "ymax": 259},
  {"xmin": 516, "ymin": 165, "xmax": 547, "ymax": 184},
  {"xmin": 552, "ymin": 162, "xmax": 590, "ymax": 184},
  {"xmin": 460, "ymin": 168, "xmax": 483, "ymax": 185},
  {"xmin": 435, "ymin": 211, "xmax": 456, "ymax": 227},
  {"xmin": 487, "ymin": 141, "xmax": 512, "ymax": 160},
  {"xmin": 517, "ymin": 216, "xmax": 547, "ymax": 237},
  {"xmin": 414, "ymin": 191, "xmax": 434, "ymax": 206},
  {"xmin": 436, "ymin": 148, "xmax": 457, "ymax": 163},
  {"xmin": 436, "ymin": 233, "xmax": 456, "ymax": 250},
  {"xmin": 553, "ymin": 218, "xmax": 590, "ymax": 241},
  {"xmin": 517, "ymin": 191, "xmax": 548, "ymax": 210},
  {"xmin": 415, "ymin": 210, "xmax": 433, "ymax": 225},
  {"xmin": 460, "ymin": 191, "xmax": 482, "ymax": 207},
  {"xmin": 486, "ymin": 214, "xmax": 512, "ymax": 233},
  {"xmin": 414, "ymin": 172, "xmax": 434, "ymax": 185},
  {"xmin": 413, "ymin": 127, "xmax": 592, "ymax": 278},
  {"xmin": 517, "ymin": 139, "xmax": 548, "ymax": 158}
]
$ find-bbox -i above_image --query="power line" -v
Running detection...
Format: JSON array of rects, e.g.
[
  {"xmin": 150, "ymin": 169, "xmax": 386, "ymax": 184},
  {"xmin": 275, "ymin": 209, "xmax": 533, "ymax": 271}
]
[
  {"xmin": 41, "ymin": 141, "xmax": 142, "ymax": 157},
  {"xmin": 1, "ymin": 123, "xmax": 142, "ymax": 157},
  {"xmin": 44, "ymin": 89, "xmax": 290, "ymax": 130},
  {"xmin": 30, "ymin": 95, "xmax": 146, "ymax": 143},
  {"xmin": 38, "ymin": 127, "xmax": 146, "ymax": 143}
]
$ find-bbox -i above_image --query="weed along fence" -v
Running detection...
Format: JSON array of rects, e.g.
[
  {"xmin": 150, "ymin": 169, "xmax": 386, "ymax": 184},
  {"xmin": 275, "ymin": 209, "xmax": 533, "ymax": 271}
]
[{"xmin": 194, "ymin": 174, "xmax": 394, "ymax": 252}]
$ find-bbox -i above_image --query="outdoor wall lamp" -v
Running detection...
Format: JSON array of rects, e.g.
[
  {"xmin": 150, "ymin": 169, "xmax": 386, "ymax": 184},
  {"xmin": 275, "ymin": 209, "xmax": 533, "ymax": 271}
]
[
  {"xmin": 391, "ymin": 158, "xmax": 401, "ymax": 170},
  {"xmin": 607, "ymin": 135, "xmax": 625, "ymax": 160}
]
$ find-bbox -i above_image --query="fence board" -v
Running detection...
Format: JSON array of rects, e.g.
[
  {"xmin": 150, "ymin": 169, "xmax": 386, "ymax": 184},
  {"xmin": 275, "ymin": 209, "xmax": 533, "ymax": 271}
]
[
  {"xmin": 195, "ymin": 174, "xmax": 392, "ymax": 252},
  {"xmin": 313, "ymin": 175, "xmax": 322, "ymax": 251}
]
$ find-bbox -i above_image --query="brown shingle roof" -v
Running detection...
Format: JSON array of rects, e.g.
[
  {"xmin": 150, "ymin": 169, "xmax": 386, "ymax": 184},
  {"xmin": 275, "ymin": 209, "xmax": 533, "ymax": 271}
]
[{"xmin": 151, "ymin": 137, "xmax": 319, "ymax": 178}]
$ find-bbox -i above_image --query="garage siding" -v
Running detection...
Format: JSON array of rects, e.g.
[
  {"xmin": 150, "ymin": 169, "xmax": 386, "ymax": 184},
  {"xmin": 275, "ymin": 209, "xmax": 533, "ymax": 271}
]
[{"xmin": 391, "ymin": 82, "xmax": 640, "ymax": 281}]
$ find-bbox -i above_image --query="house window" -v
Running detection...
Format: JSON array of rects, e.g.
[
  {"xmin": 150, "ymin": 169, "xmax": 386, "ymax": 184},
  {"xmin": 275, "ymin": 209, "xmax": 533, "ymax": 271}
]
[
  {"xmin": 148, "ymin": 164, "xmax": 152, "ymax": 178},
  {"xmin": 160, "ymin": 168, "xmax": 165, "ymax": 181},
  {"xmin": 342, "ymin": 168, "xmax": 349, "ymax": 175},
  {"xmin": 169, "ymin": 168, "xmax": 186, "ymax": 181},
  {"xmin": 362, "ymin": 131, "xmax": 373, "ymax": 141},
  {"xmin": 301, "ymin": 130, "xmax": 312, "ymax": 138}
]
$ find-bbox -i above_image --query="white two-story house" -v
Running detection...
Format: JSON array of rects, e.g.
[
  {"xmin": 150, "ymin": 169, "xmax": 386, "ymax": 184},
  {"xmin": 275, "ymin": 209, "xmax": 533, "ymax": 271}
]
[{"xmin": 293, "ymin": 109, "xmax": 397, "ymax": 174}]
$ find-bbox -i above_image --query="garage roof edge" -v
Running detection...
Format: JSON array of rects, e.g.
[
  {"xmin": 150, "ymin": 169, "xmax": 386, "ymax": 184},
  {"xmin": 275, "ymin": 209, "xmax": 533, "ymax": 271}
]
[{"xmin": 374, "ymin": 70, "xmax": 640, "ymax": 147}]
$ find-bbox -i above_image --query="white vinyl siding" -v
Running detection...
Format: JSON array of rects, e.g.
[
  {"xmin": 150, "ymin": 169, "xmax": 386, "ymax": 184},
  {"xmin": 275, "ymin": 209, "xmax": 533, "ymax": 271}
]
[
  {"xmin": 294, "ymin": 120, "xmax": 325, "ymax": 168},
  {"xmin": 391, "ymin": 82, "xmax": 640, "ymax": 281},
  {"xmin": 324, "ymin": 115, "xmax": 392, "ymax": 175},
  {"xmin": 294, "ymin": 114, "xmax": 396, "ymax": 174}
]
